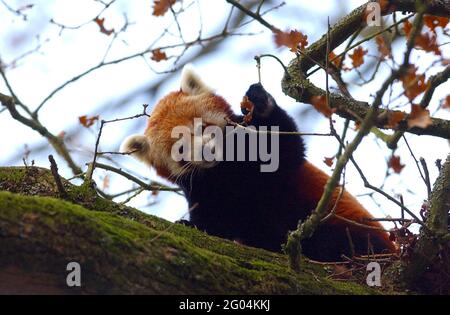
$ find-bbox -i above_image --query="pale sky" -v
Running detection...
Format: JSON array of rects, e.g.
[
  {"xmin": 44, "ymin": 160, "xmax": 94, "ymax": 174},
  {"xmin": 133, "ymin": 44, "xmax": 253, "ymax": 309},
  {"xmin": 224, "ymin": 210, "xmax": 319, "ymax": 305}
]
[{"xmin": 0, "ymin": 0, "xmax": 449, "ymax": 232}]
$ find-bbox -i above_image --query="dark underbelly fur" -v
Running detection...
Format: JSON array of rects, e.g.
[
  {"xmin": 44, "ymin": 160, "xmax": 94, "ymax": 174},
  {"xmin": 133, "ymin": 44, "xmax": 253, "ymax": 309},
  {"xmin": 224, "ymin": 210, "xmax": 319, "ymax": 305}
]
[{"xmin": 179, "ymin": 83, "xmax": 387, "ymax": 261}]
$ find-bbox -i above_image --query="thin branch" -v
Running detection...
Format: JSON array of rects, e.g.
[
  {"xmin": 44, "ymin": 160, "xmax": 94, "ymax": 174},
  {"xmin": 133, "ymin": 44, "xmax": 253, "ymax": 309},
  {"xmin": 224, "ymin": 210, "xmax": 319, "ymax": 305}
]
[
  {"xmin": 48, "ymin": 154, "xmax": 68, "ymax": 199},
  {"xmin": 419, "ymin": 157, "xmax": 432, "ymax": 199},
  {"xmin": 225, "ymin": 0, "xmax": 278, "ymax": 32},
  {"xmin": 403, "ymin": 135, "xmax": 427, "ymax": 187},
  {"xmin": 118, "ymin": 187, "xmax": 145, "ymax": 205},
  {"xmin": 93, "ymin": 162, "xmax": 182, "ymax": 193},
  {"xmin": 0, "ymin": 92, "xmax": 82, "ymax": 175},
  {"xmin": 348, "ymin": 154, "xmax": 426, "ymax": 229},
  {"xmin": 85, "ymin": 105, "xmax": 150, "ymax": 181},
  {"xmin": 308, "ymin": 14, "xmax": 414, "ymax": 78},
  {"xmin": 226, "ymin": 118, "xmax": 332, "ymax": 136},
  {"xmin": 257, "ymin": 54, "xmax": 289, "ymax": 76},
  {"xmin": 284, "ymin": 6, "xmax": 434, "ymax": 269},
  {"xmin": 285, "ymin": 22, "xmax": 387, "ymax": 271},
  {"xmin": 33, "ymin": 30, "xmax": 257, "ymax": 115},
  {"xmin": 279, "ymin": 2, "xmax": 450, "ymax": 140}
]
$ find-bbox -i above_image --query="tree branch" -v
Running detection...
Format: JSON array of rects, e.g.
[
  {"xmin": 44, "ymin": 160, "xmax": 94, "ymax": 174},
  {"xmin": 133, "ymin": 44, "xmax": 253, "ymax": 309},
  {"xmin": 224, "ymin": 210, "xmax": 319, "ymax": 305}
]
[
  {"xmin": 93, "ymin": 162, "xmax": 182, "ymax": 193},
  {"xmin": 227, "ymin": 0, "xmax": 450, "ymax": 139},
  {"xmin": 282, "ymin": 76, "xmax": 450, "ymax": 139},
  {"xmin": 288, "ymin": 0, "xmax": 450, "ymax": 74},
  {"xmin": 387, "ymin": 64, "xmax": 450, "ymax": 148},
  {"xmin": 0, "ymin": 92, "xmax": 82, "ymax": 175},
  {"xmin": 284, "ymin": 4, "xmax": 433, "ymax": 271},
  {"xmin": 400, "ymin": 154, "xmax": 450, "ymax": 286}
]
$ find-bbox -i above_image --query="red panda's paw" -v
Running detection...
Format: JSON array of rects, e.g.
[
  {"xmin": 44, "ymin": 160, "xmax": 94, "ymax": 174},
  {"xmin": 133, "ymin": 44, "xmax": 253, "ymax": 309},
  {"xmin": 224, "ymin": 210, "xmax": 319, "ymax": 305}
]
[{"xmin": 244, "ymin": 83, "xmax": 276, "ymax": 120}]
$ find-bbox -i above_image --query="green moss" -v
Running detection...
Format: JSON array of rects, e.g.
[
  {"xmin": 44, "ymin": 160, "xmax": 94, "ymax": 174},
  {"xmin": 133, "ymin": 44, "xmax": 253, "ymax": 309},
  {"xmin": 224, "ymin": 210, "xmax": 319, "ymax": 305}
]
[
  {"xmin": 0, "ymin": 166, "xmax": 398, "ymax": 294},
  {"xmin": 0, "ymin": 167, "xmax": 55, "ymax": 194},
  {"xmin": 0, "ymin": 190, "xmax": 384, "ymax": 294},
  {"xmin": 0, "ymin": 167, "xmax": 26, "ymax": 184}
]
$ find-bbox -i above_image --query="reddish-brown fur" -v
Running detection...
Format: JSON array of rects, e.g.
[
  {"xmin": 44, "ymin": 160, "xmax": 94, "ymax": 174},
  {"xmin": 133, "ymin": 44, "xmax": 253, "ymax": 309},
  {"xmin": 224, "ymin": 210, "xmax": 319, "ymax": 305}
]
[
  {"xmin": 297, "ymin": 162, "xmax": 396, "ymax": 253},
  {"xmin": 124, "ymin": 72, "xmax": 396, "ymax": 259}
]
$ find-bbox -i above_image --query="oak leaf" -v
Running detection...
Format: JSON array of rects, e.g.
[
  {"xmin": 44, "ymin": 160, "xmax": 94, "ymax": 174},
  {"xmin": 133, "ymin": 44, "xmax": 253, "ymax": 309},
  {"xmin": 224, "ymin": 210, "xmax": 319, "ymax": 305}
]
[
  {"xmin": 403, "ymin": 20, "xmax": 412, "ymax": 37},
  {"xmin": 79, "ymin": 115, "xmax": 99, "ymax": 128},
  {"xmin": 310, "ymin": 95, "xmax": 335, "ymax": 118},
  {"xmin": 375, "ymin": 35, "xmax": 391, "ymax": 59},
  {"xmin": 386, "ymin": 111, "xmax": 406, "ymax": 128},
  {"xmin": 329, "ymin": 52, "xmax": 342, "ymax": 67},
  {"xmin": 330, "ymin": 264, "xmax": 353, "ymax": 280},
  {"xmin": 151, "ymin": 49, "xmax": 167, "ymax": 62},
  {"xmin": 274, "ymin": 29, "xmax": 308, "ymax": 52},
  {"xmin": 240, "ymin": 96, "xmax": 254, "ymax": 124},
  {"xmin": 400, "ymin": 66, "xmax": 428, "ymax": 101},
  {"xmin": 153, "ymin": 0, "xmax": 176, "ymax": 17},
  {"xmin": 388, "ymin": 155, "xmax": 405, "ymax": 174},
  {"xmin": 378, "ymin": 0, "xmax": 390, "ymax": 12},
  {"xmin": 423, "ymin": 15, "xmax": 449, "ymax": 33},
  {"xmin": 323, "ymin": 156, "xmax": 335, "ymax": 167},
  {"xmin": 94, "ymin": 17, "xmax": 114, "ymax": 36},
  {"xmin": 349, "ymin": 46, "xmax": 368, "ymax": 68},
  {"xmin": 403, "ymin": 20, "xmax": 441, "ymax": 55},
  {"xmin": 407, "ymin": 104, "xmax": 432, "ymax": 129},
  {"xmin": 415, "ymin": 32, "xmax": 441, "ymax": 55}
]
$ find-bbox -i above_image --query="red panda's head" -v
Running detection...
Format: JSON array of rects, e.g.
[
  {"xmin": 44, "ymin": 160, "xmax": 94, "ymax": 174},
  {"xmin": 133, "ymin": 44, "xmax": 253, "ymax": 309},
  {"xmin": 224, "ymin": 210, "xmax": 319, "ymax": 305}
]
[{"xmin": 121, "ymin": 65, "xmax": 234, "ymax": 182}]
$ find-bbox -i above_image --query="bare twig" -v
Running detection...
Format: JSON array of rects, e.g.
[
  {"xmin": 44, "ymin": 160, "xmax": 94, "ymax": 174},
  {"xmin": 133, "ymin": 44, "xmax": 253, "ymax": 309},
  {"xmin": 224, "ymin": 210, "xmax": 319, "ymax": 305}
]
[
  {"xmin": 420, "ymin": 157, "xmax": 432, "ymax": 199},
  {"xmin": 48, "ymin": 155, "xmax": 68, "ymax": 199},
  {"xmin": 227, "ymin": 119, "xmax": 332, "ymax": 136},
  {"xmin": 0, "ymin": 92, "xmax": 82, "ymax": 175},
  {"xmin": 284, "ymin": 4, "xmax": 432, "ymax": 270},
  {"xmin": 280, "ymin": 2, "xmax": 450, "ymax": 139},
  {"xmin": 345, "ymin": 227, "xmax": 355, "ymax": 258},
  {"xmin": 85, "ymin": 105, "xmax": 150, "ymax": 182}
]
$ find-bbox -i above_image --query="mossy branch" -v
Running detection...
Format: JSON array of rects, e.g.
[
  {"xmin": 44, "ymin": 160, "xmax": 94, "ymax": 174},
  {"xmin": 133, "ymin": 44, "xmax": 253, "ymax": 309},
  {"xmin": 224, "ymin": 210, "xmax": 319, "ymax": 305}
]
[
  {"xmin": 284, "ymin": 3, "xmax": 430, "ymax": 271},
  {"xmin": 290, "ymin": 0, "xmax": 450, "ymax": 73},
  {"xmin": 280, "ymin": 1, "xmax": 450, "ymax": 140},
  {"xmin": 400, "ymin": 154, "xmax": 450, "ymax": 286},
  {"xmin": 0, "ymin": 166, "xmax": 382, "ymax": 294},
  {"xmin": 227, "ymin": 0, "xmax": 450, "ymax": 139}
]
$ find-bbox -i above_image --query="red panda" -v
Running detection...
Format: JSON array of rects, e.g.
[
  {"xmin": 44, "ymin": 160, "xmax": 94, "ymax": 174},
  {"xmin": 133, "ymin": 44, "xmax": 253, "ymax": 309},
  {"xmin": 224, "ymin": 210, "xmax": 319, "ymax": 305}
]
[{"xmin": 121, "ymin": 65, "xmax": 396, "ymax": 261}]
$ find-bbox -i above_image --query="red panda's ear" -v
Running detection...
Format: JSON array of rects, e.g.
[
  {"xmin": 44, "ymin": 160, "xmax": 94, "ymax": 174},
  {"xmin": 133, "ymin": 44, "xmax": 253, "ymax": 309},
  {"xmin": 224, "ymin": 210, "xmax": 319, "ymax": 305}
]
[
  {"xmin": 120, "ymin": 134, "xmax": 150, "ymax": 164},
  {"xmin": 180, "ymin": 64, "xmax": 212, "ymax": 95}
]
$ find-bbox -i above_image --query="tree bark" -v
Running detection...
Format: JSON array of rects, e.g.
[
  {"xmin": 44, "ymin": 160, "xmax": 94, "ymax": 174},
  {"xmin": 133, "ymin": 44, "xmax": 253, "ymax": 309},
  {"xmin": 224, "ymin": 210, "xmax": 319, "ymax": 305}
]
[
  {"xmin": 0, "ymin": 166, "xmax": 383, "ymax": 294},
  {"xmin": 400, "ymin": 155, "xmax": 450, "ymax": 287}
]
